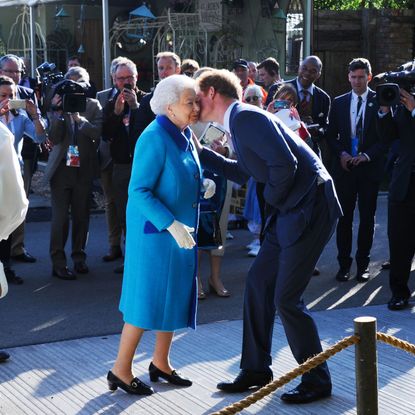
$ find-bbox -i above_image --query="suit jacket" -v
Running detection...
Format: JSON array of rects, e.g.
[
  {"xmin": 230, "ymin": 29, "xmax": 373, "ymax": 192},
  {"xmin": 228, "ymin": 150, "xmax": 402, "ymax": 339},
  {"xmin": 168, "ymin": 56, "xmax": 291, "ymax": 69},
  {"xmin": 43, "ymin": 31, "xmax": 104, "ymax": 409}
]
[
  {"xmin": 285, "ymin": 78, "xmax": 331, "ymax": 136},
  {"xmin": 44, "ymin": 98, "xmax": 102, "ymax": 183},
  {"xmin": 199, "ymin": 103, "xmax": 342, "ymax": 248},
  {"xmin": 97, "ymin": 88, "xmax": 115, "ymax": 170},
  {"xmin": 327, "ymin": 88, "xmax": 386, "ymax": 181},
  {"xmin": 17, "ymin": 85, "xmax": 42, "ymax": 161},
  {"xmin": 101, "ymin": 87, "xmax": 147, "ymax": 164},
  {"xmin": 377, "ymin": 106, "xmax": 415, "ymax": 201},
  {"xmin": 134, "ymin": 91, "xmax": 155, "ymax": 144}
]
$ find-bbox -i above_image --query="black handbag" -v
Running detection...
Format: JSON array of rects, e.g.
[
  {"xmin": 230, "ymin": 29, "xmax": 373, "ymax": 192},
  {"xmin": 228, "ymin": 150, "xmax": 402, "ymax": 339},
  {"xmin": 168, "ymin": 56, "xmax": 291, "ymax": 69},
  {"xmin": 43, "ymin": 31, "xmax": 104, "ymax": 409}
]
[{"xmin": 197, "ymin": 210, "xmax": 223, "ymax": 249}]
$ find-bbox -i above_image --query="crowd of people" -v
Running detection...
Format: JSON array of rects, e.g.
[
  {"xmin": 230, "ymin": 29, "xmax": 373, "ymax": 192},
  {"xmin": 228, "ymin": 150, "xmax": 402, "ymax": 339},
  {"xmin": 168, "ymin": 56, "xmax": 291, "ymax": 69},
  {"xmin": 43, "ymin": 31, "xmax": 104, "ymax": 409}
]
[{"xmin": 1, "ymin": 50, "xmax": 414, "ymax": 404}]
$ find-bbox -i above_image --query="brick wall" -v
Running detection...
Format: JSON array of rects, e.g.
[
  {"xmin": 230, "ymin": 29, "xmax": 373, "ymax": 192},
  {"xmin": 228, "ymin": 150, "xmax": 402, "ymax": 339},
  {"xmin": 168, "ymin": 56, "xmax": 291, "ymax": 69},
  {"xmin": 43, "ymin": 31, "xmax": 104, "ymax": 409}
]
[{"xmin": 314, "ymin": 9, "xmax": 414, "ymax": 98}]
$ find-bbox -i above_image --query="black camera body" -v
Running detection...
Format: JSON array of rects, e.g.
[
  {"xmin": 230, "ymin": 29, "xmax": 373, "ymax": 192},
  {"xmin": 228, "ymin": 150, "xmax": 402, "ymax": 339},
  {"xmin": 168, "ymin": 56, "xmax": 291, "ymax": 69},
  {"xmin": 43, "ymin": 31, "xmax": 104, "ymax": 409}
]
[
  {"xmin": 36, "ymin": 61, "xmax": 64, "ymax": 112},
  {"xmin": 52, "ymin": 79, "xmax": 87, "ymax": 113},
  {"xmin": 375, "ymin": 61, "xmax": 415, "ymax": 106}
]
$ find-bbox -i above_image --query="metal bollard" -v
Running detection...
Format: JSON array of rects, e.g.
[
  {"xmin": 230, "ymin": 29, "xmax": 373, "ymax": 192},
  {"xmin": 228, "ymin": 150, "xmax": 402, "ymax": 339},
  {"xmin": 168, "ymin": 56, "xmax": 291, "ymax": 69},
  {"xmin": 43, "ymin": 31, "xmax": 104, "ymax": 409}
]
[{"xmin": 354, "ymin": 316, "xmax": 378, "ymax": 415}]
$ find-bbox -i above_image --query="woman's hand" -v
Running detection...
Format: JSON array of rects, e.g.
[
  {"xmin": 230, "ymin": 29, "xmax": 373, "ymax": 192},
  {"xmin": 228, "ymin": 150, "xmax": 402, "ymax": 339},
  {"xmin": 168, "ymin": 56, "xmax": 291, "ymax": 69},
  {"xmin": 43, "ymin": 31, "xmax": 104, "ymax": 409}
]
[
  {"xmin": 25, "ymin": 99, "xmax": 38, "ymax": 119},
  {"xmin": 167, "ymin": 220, "xmax": 196, "ymax": 249},
  {"xmin": 203, "ymin": 178, "xmax": 216, "ymax": 199},
  {"xmin": 0, "ymin": 98, "xmax": 9, "ymax": 116},
  {"xmin": 266, "ymin": 100, "xmax": 278, "ymax": 114}
]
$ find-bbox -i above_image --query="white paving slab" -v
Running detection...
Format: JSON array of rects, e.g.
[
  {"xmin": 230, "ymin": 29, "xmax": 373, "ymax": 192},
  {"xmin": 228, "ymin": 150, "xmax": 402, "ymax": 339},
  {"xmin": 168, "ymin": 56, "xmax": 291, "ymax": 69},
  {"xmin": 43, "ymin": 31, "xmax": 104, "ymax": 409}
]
[{"xmin": 0, "ymin": 304, "xmax": 414, "ymax": 415}]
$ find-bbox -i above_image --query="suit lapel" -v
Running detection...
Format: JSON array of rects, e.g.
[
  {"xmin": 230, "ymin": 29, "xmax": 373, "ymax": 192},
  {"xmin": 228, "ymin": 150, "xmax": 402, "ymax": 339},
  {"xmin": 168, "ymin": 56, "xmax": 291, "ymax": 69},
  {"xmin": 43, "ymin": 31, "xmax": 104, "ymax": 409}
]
[
  {"xmin": 345, "ymin": 92, "xmax": 352, "ymax": 140},
  {"xmin": 363, "ymin": 89, "xmax": 376, "ymax": 137}
]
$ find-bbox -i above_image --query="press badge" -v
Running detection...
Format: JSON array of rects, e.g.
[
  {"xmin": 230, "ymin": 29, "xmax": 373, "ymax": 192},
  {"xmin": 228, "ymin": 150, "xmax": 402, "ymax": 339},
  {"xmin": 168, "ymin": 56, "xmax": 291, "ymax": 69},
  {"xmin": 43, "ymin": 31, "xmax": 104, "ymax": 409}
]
[{"xmin": 66, "ymin": 145, "xmax": 80, "ymax": 167}]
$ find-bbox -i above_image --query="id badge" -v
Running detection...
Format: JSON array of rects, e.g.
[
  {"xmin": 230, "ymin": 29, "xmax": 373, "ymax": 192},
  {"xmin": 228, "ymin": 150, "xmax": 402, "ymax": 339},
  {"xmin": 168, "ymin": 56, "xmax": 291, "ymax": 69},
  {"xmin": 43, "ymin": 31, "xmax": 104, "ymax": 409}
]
[{"xmin": 66, "ymin": 145, "xmax": 80, "ymax": 167}]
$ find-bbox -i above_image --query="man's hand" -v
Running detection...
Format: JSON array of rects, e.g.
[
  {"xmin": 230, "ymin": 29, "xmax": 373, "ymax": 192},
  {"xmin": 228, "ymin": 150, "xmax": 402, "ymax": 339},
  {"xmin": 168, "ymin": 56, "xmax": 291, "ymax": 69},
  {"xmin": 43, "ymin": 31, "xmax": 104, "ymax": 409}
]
[
  {"xmin": 349, "ymin": 154, "xmax": 368, "ymax": 166},
  {"xmin": 340, "ymin": 152, "xmax": 353, "ymax": 171},
  {"xmin": 123, "ymin": 87, "xmax": 138, "ymax": 110},
  {"xmin": 167, "ymin": 220, "xmax": 196, "ymax": 249},
  {"xmin": 71, "ymin": 112, "xmax": 82, "ymax": 123},
  {"xmin": 400, "ymin": 88, "xmax": 415, "ymax": 113},
  {"xmin": 114, "ymin": 93, "xmax": 125, "ymax": 116}
]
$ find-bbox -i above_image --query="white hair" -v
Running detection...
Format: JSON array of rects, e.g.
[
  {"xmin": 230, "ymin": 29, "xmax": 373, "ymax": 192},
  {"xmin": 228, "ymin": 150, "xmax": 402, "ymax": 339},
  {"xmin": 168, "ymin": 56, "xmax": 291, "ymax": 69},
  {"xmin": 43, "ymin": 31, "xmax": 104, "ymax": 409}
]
[
  {"xmin": 150, "ymin": 74, "xmax": 196, "ymax": 116},
  {"xmin": 243, "ymin": 84, "xmax": 263, "ymax": 99}
]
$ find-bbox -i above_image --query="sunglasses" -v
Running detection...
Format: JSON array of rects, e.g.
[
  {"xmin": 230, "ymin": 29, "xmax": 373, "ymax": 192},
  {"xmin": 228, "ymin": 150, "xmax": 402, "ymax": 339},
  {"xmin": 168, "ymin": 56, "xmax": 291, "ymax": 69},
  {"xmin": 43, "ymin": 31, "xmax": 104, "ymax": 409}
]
[
  {"xmin": 183, "ymin": 71, "xmax": 194, "ymax": 77},
  {"xmin": 245, "ymin": 96, "xmax": 260, "ymax": 103}
]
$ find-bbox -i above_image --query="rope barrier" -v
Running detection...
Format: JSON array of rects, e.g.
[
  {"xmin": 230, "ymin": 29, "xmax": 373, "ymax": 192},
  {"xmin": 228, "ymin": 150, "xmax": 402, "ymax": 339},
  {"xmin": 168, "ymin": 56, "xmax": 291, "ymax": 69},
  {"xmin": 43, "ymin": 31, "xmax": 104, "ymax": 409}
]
[
  {"xmin": 210, "ymin": 335, "xmax": 359, "ymax": 415},
  {"xmin": 211, "ymin": 331, "xmax": 415, "ymax": 415},
  {"xmin": 376, "ymin": 332, "xmax": 415, "ymax": 355}
]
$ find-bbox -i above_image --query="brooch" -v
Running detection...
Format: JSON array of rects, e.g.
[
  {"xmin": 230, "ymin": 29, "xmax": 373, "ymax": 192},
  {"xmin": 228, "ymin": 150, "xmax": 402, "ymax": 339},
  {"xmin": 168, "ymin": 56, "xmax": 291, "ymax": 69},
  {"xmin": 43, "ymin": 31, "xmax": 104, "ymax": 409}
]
[
  {"xmin": 368, "ymin": 102, "xmax": 374, "ymax": 107},
  {"xmin": 318, "ymin": 112, "xmax": 324, "ymax": 117}
]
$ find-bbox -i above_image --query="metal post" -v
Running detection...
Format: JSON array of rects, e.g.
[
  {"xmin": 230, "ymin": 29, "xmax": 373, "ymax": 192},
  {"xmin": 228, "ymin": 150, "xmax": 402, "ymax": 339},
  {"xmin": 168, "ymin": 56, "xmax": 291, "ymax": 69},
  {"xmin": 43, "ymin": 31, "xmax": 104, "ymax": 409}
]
[
  {"xmin": 29, "ymin": 5, "xmax": 36, "ymax": 78},
  {"xmin": 354, "ymin": 316, "xmax": 378, "ymax": 414},
  {"xmin": 303, "ymin": 0, "xmax": 312, "ymax": 56},
  {"xmin": 102, "ymin": 0, "xmax": 111, "ymax": 89}
]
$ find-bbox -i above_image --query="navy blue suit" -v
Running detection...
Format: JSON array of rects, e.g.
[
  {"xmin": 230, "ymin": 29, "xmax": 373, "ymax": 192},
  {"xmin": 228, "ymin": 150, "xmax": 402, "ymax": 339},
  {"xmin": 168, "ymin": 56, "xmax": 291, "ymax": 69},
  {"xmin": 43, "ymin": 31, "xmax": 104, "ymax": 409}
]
[
  {"xmin": 378, "ymin": 106, "xmax": 415, "ymax": 300},
  {"xmin": 200, "ymin": 103, "xmax": 342, "ymax": 387},
  {"xmin": 327, "ymin": 89, "xmax": 385, "ymax": 271}
]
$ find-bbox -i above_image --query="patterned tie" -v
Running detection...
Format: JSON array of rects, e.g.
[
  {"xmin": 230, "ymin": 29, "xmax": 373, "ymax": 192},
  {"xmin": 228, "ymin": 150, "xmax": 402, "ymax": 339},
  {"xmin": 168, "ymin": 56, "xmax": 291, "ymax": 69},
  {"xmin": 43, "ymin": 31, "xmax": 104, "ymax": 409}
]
[
  {"xmin": 356, "ymin": 96, "xmax": 363, "ymax": 145},
  {"xmin": 300, "ymin": 90, "xmax": 312, "ymax": 118}
]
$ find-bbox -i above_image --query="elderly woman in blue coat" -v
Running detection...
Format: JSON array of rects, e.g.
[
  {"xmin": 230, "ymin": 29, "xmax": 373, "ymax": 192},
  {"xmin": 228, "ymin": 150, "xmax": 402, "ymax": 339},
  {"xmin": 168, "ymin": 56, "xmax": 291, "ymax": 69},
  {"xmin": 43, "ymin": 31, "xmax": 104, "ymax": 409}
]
[{"xmin": 107, "ymin": 74, "xmax": 215, "ymax": 395}]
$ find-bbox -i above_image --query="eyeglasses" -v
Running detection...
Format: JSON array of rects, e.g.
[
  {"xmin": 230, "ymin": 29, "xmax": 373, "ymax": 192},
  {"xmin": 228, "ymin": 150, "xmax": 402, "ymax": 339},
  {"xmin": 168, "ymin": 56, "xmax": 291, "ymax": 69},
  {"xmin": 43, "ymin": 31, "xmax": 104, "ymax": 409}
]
[
  {"xmin": 116, "ymin": 75, "xmax": 134, "ymax": 82},
  {"xmin": 183, "ymin": 71, "xmax": 194, "ymax": 77},
  {"xmin": 245, "ymin": 96, "xmax": 260, "ymax": 103}
]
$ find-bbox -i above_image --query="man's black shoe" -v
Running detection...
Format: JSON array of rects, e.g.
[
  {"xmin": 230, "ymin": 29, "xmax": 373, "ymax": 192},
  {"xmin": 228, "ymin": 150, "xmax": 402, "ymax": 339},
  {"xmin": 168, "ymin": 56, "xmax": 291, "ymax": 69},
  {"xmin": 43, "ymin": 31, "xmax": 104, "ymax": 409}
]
[
  {"xmin": 381, "ymin": 261, "xmax": 391, "ymax": 270},
  {"xmin": 12, "ymin": 251, "xmax": 36, "ymax": 263},
  {"xmin": 356, "ymin": 268, "xmax": 370, "ymax": 283},
  {"xmin": 0, "ymin": 351, "xmax": 10, "ymax": 363},
  {"xmin": 102, "ymin": 246, "xmax": 123, "ymax": 262},
  {"xmin": 387, "ymin": 297, "xmax": 409, "ymax": 311},
  {"xmin": 52, "ymin": 267, "xmax": 77, "ymax": 280},
  {"xmin": 335, "ymin": 268, "xmax": 351, "ymax": 282},
  {"xmin": 217, "ymin": 369, "xmax": 273, "ymax": 393},
  {"xmin": 74, "ymin": 261, "xmax": 89, "ymax": 274},
  {"xmin": 5, "ymin": 268, "xmax": 23, "ymax": 285},
  {"xmin": 281, "ymin": 383, "xmax": 331, "ymax": 404}
]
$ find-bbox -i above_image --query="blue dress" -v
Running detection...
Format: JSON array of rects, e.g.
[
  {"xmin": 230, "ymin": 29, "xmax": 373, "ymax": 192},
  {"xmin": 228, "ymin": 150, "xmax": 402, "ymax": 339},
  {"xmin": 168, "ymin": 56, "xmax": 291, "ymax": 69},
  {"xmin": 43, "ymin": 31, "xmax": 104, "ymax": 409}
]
[{"xmin": 119, "ymin": 116, "xmax": 201, "ymax": 331}]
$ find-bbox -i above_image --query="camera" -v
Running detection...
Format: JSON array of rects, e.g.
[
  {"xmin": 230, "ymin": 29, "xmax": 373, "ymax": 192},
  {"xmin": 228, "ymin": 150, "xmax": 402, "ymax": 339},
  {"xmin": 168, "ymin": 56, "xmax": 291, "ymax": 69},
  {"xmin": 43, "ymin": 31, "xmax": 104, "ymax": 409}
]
[
  {"xmin": 375, "ymin": 60, "xmax": 415, "ymax": 106},
  {"xmin": 36, "ymin": 61, "xmax": 64, "ymax": 112},
  {"xmin": 52, "ymin": 79, "xmax": 87, "ymax": 113}
]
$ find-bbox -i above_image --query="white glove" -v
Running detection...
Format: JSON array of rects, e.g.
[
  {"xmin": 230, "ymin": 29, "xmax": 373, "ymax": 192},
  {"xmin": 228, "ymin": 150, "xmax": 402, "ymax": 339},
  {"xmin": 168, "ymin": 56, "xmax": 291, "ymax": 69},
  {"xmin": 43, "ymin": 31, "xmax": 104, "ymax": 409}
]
[
  {"xmin": 203, "ymin": 178, "xmax": 216, "ymax": 199},
  {"xmin": 167, "ymin": 220, "xmax": 196, "ymax": 249}
]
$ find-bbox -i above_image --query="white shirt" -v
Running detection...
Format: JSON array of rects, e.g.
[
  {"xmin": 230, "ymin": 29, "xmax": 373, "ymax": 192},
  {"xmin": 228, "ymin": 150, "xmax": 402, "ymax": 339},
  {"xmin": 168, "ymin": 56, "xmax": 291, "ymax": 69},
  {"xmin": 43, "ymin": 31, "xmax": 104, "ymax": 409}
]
[
  {"xmin": 350, "ymin": 89, "xmax": 368, "ymax": 137},
  {"xmin": 296, "ymin": 78, "xmax": 314, "ymax": 102}
]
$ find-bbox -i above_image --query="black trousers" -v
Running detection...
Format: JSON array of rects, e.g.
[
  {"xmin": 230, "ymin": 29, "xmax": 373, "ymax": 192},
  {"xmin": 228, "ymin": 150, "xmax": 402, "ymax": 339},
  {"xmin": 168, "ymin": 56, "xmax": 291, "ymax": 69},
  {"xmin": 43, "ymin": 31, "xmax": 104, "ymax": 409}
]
[
  {"xmin": 388, "ymin": 175, "xmax": 415, "ymax": 299},
  {"xmin": 335, "ymin": 170, "xmax": 379, "ymax": 271}
]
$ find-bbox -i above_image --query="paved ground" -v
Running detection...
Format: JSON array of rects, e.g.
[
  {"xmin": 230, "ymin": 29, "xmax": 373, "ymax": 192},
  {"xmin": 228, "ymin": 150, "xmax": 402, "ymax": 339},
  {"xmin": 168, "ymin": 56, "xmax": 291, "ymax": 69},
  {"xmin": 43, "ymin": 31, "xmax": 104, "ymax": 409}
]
[
  {"xmin": 3, "ymin": 192, "xmax": 414, "ymax": 349},
  {"xmin": 0, "ymin": 304, "xmax": 414, "ymax": 414}
]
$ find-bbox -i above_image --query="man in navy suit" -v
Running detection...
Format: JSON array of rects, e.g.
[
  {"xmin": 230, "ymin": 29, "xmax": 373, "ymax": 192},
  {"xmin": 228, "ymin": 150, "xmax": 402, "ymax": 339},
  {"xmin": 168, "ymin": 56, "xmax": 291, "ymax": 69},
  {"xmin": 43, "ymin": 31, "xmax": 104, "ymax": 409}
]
[
  {"xmin": 194, "ymin": 69, "xmax": 342, "ymax": 404},
  {"xmin": 377, "ymin": 80, "xmax": 415, "ymax": 310},
  {"xmin": 327, "ymin": 58, "xmax": 386, "ymax": 283}
]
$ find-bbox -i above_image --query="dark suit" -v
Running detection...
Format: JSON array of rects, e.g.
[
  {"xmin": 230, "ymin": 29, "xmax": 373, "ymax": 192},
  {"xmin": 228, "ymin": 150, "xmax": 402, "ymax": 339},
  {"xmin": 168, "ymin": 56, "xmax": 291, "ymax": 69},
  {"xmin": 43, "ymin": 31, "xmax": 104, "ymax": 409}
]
[
  {"xmin": 378, "ymin": 106, "xmax": 415, "ymax": 300},
  {"xmin": 285, "ymin": 78, "xmax": 331, "ymax": 162},
  {"xmin": 10, "ymin": 85, "xmax": 42, "ymax": 257},
  {"xmin": 327, "ymin": 89, "xmax": 385, "ymax": 272},
  {"xmin": 200, "ymin": 103, "xmax": 342, "ymax": 387},
  {"xmin": 45, "ymin": 98, "xmax": 102, "ymax": 268}
]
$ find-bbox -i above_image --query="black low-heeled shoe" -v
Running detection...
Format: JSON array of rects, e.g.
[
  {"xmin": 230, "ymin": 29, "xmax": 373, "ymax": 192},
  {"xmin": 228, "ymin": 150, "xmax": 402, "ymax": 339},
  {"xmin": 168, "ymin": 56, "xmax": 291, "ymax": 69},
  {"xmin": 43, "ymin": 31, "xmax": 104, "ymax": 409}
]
[
  {"xmin": 149, "ymin": 362, "xmax": 192, "ymax": 387},
  {"xmin": 107, "ymin": 370, "xmax": 154, "ymax": 395}
]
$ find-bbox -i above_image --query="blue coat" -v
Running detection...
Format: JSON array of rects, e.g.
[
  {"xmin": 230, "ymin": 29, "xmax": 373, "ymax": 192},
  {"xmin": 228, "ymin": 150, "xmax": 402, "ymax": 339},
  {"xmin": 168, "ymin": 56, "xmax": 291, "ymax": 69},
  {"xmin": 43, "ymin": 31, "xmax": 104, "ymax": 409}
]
[{"xmin": 119, "ymin": 116, "xmax": 201, "ymax": 331}]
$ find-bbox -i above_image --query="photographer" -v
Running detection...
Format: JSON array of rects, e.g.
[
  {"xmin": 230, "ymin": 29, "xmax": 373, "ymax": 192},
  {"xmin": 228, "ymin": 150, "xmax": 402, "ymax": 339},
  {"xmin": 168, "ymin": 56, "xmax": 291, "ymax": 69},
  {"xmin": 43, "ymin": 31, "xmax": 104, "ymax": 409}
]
[
  {"xmin": 44, "ymin": 66, "xmax": 102, "ymax": 280},
  {"xmin": 327, "ymin": 58, "xmax": 386, "ymax": 283},
  {"xmin": 377, "ymin": 79, "xmax": 415, "ymax": 310}
]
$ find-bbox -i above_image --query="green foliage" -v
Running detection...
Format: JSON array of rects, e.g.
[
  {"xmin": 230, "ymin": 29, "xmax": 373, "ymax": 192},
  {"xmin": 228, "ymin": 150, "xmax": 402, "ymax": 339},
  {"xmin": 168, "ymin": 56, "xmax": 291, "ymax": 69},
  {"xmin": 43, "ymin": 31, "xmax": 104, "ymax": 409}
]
[{"xmin": 314, "ymin": 0, "xmax": 413, "ymax": 10}]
